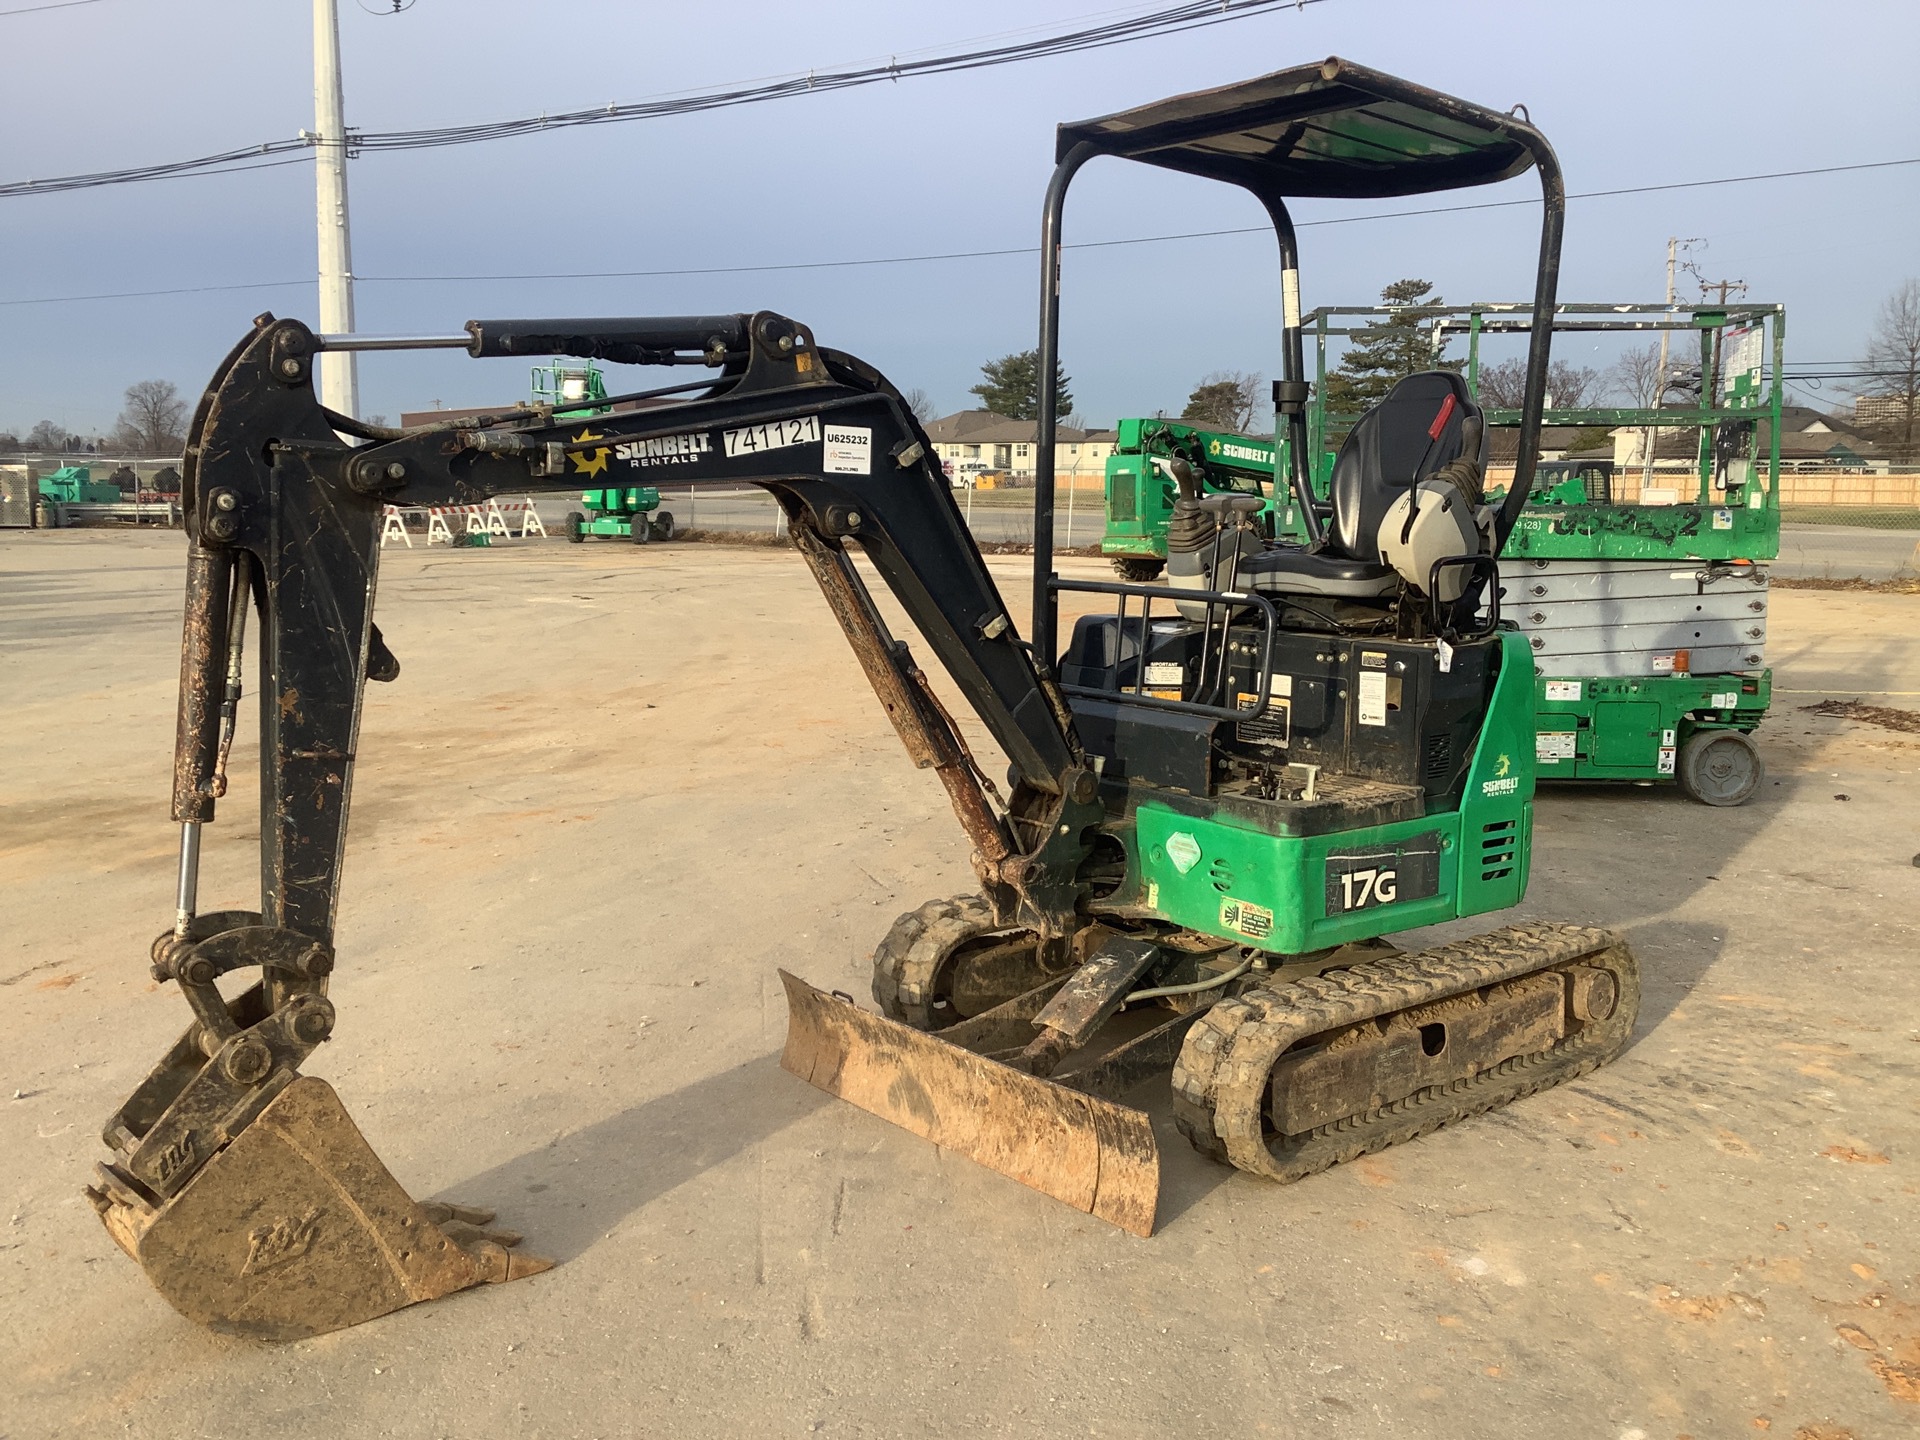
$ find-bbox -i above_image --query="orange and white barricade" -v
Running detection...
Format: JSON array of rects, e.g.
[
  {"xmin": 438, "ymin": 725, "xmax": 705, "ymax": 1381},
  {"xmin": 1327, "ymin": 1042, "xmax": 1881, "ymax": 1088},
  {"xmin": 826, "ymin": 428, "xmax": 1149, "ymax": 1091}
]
[{"xmin": 379, "ymin": 497, "xmax": 548, "ymax": 548}]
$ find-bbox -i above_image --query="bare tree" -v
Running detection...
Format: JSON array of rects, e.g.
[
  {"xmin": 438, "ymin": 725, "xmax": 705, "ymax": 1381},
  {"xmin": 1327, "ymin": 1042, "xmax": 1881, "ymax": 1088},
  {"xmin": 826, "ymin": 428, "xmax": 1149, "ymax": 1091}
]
[
  {"xmin": 1180, "ymin": 371, "xmax": 1262, "ymax": 433},
  {"xmin": 1606, "ymin": 343, "xmax": 1694, "ymax": 409},
  {"xmin": 1860, "ymin": 278, "xmax": 1920, "ymax": 462},
  {"xmin": 113, "ymin": 379, "xmax": 188, "ymax": 455},
  {"xmin": 25, "ymin": 419, "xmax": 74, "ymax": 452},
  {"xmin": 1476, "ymin": 357, "xmax": 1602, "ymax": 410},
  {"xmin": 901, "ymin": 387, "xmax": 940, "ymax": 424},
  {"xmin": 1607, "ymin": 342, "xmax": 1697, "ymax": 478}
]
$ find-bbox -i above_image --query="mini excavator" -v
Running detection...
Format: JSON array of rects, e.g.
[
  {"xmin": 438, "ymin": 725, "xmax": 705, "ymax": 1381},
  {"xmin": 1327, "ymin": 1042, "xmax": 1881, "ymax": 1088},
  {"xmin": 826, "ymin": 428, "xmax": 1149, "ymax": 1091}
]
[{"xmin": 91, "ymin": 59, "xmax": 1638, "ymax": 1340}]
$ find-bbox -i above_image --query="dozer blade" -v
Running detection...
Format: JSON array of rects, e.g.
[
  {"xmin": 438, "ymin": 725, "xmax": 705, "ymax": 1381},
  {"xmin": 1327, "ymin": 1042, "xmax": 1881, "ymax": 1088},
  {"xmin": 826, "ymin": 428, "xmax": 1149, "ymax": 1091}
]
[
  {"xmin": 778, "ymin": 970, "xmax": 1161, "ymax": 1237},
  {"xmin": 90, "ymin": 1076, "xmax": 550, "ymax": 1341}
]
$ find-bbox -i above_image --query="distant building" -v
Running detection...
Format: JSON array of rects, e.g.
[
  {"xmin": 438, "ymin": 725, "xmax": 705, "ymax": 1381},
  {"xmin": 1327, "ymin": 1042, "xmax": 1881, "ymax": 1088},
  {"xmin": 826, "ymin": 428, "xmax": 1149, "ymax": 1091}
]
[
  {"xmin": 1854, "ymin": 394, "xmax": 1914, "ymax": 431},
  {"xmin": 1486, "ymin": 426, "xmax": 1597, "ymax": 464},
  {"xmin": 1607, "ymin": 404, "xmax": 1885, "ymax": 473},
  {"xmin": 924, "ymin": 410, "xmax": 1115, "ymax": 484}
]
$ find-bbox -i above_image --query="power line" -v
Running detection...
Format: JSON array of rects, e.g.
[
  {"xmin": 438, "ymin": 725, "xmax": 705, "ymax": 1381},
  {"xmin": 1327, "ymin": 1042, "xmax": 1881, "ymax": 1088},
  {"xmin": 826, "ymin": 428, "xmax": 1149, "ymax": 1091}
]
[
  {"xmin": 0, "ymin": 0, "xmax": 108, "ymax": 15},
  {"xmin": 6, "ymin": 153, "xmax": 1915, "ymax": 309},
  {"xmin": 0, "ymin": 280, "xmax": 306, "ymax": 308},
  {"xmin": 0, "ymin": 0, "xmax": 1325, "ymax": 198}
]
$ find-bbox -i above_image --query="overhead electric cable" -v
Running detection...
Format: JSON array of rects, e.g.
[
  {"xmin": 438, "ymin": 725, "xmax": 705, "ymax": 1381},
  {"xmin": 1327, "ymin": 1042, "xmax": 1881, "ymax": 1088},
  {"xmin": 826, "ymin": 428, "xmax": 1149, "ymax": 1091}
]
[
  {"xmin": 0, "ymin": 0, "xmax": 109, "ymax": 15},
  {"xmin": 5, "ymin": 153, "xmax": 1914, "ymax": 309},
  {"xmin": 0, "ymin": 0, "xmax": 1325, "ymax": 198}
]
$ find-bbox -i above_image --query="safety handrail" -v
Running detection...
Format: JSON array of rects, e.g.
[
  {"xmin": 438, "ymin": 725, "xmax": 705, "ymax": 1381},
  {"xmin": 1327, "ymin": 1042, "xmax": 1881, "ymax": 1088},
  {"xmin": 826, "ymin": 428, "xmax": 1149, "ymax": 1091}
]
[{"xmin": 1051, "ymin": 576, "xmax": 1279, "ymax": 723}]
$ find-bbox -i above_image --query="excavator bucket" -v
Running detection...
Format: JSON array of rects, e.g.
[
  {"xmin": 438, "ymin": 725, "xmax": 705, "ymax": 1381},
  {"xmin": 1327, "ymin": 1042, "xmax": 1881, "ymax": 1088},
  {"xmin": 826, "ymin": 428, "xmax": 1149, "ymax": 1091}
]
[
  {"xmin": 778, "ymin": 970, "xmax": 1162, "ymax": 1237},
  {"xmin": 89, "ymin": 1076, "xmax": 550, "ymax": 1341}
]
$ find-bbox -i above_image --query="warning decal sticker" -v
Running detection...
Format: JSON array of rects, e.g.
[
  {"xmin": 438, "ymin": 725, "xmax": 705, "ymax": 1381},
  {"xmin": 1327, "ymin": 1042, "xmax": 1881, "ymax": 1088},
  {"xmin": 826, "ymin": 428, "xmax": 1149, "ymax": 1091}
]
[
  {"xmin": 1220, "ymin": 897, "xmax": 1274, "ymax": 940},
  {"xmin": 823, "ymin": 424, "xmax": 872, "ymax": 475}
]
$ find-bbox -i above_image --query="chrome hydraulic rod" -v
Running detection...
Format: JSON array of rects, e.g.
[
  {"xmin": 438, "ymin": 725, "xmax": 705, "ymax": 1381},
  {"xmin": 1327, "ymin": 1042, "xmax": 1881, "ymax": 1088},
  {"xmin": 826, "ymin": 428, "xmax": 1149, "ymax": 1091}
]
[
  {"xmin": 171, "ymin": 823, "xmax": 202, "ymax": 939},
  {"xmin": 313, "ymin": 333, "xmax": 472, "ymax": 352}
]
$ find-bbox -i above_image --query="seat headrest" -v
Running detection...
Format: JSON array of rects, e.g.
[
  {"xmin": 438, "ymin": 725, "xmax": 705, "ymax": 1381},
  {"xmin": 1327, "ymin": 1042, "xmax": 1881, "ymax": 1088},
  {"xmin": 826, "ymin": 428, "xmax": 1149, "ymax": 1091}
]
[{"xmin": 1327, "ymin": 370, "xmax": 1483, "ymax": 563}]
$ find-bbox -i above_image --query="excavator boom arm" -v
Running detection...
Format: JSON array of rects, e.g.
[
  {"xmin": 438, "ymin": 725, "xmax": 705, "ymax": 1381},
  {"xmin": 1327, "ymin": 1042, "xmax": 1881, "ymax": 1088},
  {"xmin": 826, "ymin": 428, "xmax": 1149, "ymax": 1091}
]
[
  {"xmin": 175, "ymin": 312, "xmax": 1102, "ymax": 939},
  {"xmin": 90, "ymin": 310, "xmax": 1102, "ymax": 1339}
]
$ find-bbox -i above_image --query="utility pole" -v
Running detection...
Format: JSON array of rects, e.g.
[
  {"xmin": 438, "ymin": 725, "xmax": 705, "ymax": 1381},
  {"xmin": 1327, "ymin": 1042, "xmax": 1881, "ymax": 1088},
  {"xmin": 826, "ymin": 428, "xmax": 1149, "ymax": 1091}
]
[
  {"xmin": 1689, "ymin": 276, "xmax": 1747, "ymax": 411},
  {"xmin": 1644, "ymin": 236, "xmax": 1703, "ymax": 488},
  {"xmin": 312, "ymin": 0, "xmax": 357, "ymax": 417}
]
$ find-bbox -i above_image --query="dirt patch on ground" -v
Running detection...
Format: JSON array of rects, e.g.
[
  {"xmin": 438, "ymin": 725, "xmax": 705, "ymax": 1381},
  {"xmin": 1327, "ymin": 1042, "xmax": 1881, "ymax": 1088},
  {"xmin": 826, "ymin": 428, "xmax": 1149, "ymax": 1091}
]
[
  {"xmin": 1774, "ymin": 576, "xmax": 1920, "ymax": 595},
  {"xmin": 1802, "ymin": 699, "xmax": 1920, "ymax": 734},
  {"xmin": 675, "ymin": 528, "xmax": 794, "ymax": 548},
  {"xmin": 1820, "ymin": 1144, "xmax": 1892, "ymax": 1165}
]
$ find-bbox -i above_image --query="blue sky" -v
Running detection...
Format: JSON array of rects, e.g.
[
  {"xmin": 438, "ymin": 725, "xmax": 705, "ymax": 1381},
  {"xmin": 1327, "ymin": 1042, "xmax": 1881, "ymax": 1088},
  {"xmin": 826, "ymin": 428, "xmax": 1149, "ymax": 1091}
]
[{"xmin": 2, "ymin": 0, "xmax": 1916, "ymax": 434}]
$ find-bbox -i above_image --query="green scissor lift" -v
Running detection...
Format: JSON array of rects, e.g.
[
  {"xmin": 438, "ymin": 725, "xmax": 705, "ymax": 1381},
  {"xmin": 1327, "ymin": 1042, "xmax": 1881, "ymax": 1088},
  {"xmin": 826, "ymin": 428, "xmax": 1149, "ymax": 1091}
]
[
  {"xmin": 1100, "ymin": 301, "xmax": 1783, "ymax": 804},
  {"xmin": 539, "ymin": 362, "xmax": 679, "ymax": 545}
]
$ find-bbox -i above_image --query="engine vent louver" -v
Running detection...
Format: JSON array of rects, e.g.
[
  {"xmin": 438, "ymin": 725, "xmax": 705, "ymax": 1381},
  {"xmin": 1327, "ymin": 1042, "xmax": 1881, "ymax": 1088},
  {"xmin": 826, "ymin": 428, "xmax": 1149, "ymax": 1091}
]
[{"xmin": 1480, "ymin": 819, "xmax": 1517, "ymax": 883}]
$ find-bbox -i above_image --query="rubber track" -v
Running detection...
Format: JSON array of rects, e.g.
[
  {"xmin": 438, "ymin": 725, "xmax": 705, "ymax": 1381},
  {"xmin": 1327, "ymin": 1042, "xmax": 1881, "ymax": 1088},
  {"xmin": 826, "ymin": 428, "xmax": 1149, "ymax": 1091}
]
[
  {"xmin": 869, "ymin": 894, "xmax": 998, "ymax": 1030},
  {"xmin": 1170, "ymin": 921, "xmax": 1640, "ymax": 1182}
]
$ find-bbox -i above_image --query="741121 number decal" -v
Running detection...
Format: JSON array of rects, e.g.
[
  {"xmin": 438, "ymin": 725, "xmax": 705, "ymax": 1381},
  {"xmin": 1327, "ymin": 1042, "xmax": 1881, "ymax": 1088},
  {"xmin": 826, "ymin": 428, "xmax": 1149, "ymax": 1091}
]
[{"xmin": 723, "ymin": 415, "xmax": 820, "ymax": 458}]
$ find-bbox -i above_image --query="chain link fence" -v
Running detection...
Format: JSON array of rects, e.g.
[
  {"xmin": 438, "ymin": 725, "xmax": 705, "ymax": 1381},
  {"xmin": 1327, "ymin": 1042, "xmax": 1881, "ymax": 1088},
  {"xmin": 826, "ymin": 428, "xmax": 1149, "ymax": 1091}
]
[
  {"xmin": 12, "ymin": 461, "xmax": 1913, "ymax": 584},
  {"xmin": 1772, "ymin": 466, "xmax": 1920, "ymax": 582}
]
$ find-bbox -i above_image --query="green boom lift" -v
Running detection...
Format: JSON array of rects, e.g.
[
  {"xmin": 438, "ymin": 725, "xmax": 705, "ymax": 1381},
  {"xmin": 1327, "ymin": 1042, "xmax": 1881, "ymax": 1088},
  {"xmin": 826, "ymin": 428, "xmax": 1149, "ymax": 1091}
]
[{"xmin": 539, "ymin": 361, "xmax": 679, "ymax": 545}]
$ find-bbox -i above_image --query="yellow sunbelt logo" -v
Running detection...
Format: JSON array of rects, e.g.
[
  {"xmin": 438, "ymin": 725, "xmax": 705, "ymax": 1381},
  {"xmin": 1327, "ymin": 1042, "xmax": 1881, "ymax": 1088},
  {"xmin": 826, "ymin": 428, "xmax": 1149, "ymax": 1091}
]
[
  {"xmin": 1481, "ymin": 752, "xmax": 1520, "ymax": 797},
  {"xmin": 570, "ymin": 428, "xmax": 610, "ymax": 479}
]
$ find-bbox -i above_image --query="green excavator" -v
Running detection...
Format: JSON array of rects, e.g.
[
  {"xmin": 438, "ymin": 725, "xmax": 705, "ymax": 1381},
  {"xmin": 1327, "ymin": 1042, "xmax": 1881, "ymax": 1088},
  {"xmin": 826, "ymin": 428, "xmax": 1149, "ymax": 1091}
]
[{"xmin": 90, "ymin": 59, "xmax": 1637, "ymax": 1341}]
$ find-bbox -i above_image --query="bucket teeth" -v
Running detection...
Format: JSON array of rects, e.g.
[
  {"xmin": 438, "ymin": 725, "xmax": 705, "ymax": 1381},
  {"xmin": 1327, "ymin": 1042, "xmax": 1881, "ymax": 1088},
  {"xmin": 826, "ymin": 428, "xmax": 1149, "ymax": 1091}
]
[{"xmin": 92, "ymin": 1075, "xmax": 549, "ymax": 1341}]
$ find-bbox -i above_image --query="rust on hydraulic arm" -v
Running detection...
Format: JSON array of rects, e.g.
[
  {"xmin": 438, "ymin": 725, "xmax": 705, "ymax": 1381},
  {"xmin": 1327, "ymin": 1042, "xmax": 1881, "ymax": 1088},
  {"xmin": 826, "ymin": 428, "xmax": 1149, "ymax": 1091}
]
[{"xmin": 787, "ymin": 515, "xmax": 1015, "ymax": 873}]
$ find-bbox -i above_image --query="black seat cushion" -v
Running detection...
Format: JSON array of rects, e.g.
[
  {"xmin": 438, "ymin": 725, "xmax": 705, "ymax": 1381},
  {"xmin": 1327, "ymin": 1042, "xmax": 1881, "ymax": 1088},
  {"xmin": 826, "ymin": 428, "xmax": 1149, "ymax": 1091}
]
[
  {"xmin": 1327, "ymin": 370, "xmax": 1482, "ymax": 562},
  {"xmin": 1243, "ymin": 546, "xmax": 1399, "ymax": 597},
  {"xmin": 1245, "ymin": 548, "xmax": 1395, "ymax": 584}
]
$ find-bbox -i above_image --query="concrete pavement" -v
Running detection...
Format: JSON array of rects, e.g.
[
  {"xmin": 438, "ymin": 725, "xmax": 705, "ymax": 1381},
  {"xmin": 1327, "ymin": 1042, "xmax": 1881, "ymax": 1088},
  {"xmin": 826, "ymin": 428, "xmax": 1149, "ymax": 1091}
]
[{"xmin": 5, "ymin": 531, "xmax": 1919, "ymax": 1439}]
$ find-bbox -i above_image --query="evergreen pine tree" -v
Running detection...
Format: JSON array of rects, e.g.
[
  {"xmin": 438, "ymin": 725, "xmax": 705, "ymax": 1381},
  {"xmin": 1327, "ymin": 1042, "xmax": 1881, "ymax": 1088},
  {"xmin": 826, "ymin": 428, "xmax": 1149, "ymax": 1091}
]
[
  {"xmin": 1321, "ymin": 279, "xmax": 1458, "ymax": 424},
  {"xmin": 969, "ymin": 351, "xmax": 1074, "ymax": 421}
]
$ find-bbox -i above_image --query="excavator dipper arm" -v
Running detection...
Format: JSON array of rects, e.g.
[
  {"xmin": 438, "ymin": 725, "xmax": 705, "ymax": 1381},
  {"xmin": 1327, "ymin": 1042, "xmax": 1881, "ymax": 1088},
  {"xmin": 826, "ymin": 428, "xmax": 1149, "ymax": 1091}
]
[{"xmin": 91, "ymin": 311, "xmax": 1102, "ymax": 1339}]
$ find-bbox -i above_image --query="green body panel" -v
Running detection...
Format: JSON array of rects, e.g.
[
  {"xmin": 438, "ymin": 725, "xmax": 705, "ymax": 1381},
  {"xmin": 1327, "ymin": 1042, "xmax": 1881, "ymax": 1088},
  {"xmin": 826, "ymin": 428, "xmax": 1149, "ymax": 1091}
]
[
  {"xmin": 1131, "ymin": 631, "xmax": 1537, "ymax": 953},
  {"xmin": 1099, "ymin": 418, "xmax": 1309, "ymax": 559},
  {"xmin": 1502, "ymin": 500, "xmax": 1777, "ymax": 562},
  {"xmin": 1532, "ymin": 670, "xmax": 1770, "ymax": 781}
]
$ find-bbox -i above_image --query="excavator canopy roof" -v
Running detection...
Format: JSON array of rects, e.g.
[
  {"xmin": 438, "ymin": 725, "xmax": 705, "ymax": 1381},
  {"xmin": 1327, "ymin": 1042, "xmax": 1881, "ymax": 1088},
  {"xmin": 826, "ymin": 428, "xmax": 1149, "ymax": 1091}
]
[{"xmin": 1055, "ymin": 56, "xmax": 1541, "ymax": 200}]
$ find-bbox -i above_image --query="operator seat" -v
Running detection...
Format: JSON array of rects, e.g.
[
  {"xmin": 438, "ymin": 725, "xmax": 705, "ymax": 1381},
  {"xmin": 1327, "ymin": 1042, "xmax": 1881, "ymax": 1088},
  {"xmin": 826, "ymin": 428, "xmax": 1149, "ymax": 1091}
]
[{"xmin": 1248, "ymin": 370, "xmax": 1484, "ymax": 599}]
